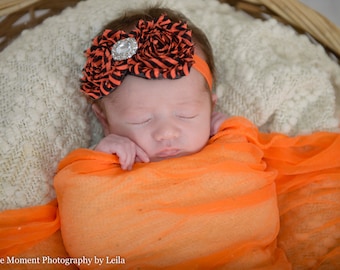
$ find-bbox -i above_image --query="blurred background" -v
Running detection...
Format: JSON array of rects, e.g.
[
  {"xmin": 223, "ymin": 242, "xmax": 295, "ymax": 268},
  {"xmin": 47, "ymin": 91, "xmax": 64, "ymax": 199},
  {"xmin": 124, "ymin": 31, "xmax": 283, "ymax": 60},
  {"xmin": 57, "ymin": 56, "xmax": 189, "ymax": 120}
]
[{"xmin": 300, "ymin": 0, "xmax": 339, "ymax": 26}]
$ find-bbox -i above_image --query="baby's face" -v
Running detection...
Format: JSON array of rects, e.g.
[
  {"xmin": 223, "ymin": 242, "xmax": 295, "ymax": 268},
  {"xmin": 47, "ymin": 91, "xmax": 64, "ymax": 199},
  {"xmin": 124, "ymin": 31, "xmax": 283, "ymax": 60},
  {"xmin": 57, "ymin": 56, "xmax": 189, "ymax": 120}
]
[{"xmin": 98, "ymin": 68, "xmax": 213, "ymax": 161}]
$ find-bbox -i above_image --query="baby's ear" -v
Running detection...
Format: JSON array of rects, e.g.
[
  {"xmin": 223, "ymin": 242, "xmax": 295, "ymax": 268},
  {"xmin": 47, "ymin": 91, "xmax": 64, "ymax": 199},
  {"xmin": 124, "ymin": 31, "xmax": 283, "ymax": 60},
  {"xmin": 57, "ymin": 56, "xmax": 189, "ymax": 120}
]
[
  {"xmin": 211, "ymin": 93, "xmax": 218, "ymax": 107},
  {"xmin": 92, "ymin": 103, "xmax": 110, "ymax": 136}
]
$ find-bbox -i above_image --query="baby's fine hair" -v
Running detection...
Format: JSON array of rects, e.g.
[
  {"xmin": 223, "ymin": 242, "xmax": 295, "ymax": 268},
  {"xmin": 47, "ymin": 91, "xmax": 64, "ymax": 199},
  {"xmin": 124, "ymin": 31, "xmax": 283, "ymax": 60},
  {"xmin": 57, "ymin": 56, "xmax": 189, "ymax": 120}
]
[{"xmin": 101, "ymin": 5, "xmax": 215, "ymax": 82}]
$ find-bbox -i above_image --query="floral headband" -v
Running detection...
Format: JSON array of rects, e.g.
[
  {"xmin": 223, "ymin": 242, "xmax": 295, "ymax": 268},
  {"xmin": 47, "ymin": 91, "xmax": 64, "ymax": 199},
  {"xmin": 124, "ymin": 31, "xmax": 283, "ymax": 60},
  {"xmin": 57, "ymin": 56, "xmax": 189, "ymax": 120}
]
[{"xmin": 80, "ymin": 14, "xmax": 213, "ymax": 100}]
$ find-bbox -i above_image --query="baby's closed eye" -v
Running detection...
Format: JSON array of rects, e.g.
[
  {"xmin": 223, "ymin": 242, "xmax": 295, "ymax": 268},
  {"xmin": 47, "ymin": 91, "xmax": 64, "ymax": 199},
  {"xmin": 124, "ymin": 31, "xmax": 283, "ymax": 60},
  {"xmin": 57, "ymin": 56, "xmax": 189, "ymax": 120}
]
[
  {"xmin": 176, "ymin": 113, "xmax": 198, "ymax": 119},
  {"xmin": 127, "ymin": 118, "xmax": 152, "ymax": 125}
]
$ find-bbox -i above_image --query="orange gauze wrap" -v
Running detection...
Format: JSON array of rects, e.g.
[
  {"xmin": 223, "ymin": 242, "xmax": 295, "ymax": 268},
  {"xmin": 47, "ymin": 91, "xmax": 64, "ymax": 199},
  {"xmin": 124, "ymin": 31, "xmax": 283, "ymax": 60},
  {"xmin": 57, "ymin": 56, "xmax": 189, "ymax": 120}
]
[
  {"xmin": 0, "ymin": 200, "xmax": 60, "ymax": 256},
  {"xmin": 1, "ymin": 117, "xmax": 340, "ymax": 270},
  {"xmin": 54, "ymin": 117, "xmax": 340, "ymax": 269},
  {"xmin": 54, "ymin": 117, "xmax": 290, "ymax": 269}
]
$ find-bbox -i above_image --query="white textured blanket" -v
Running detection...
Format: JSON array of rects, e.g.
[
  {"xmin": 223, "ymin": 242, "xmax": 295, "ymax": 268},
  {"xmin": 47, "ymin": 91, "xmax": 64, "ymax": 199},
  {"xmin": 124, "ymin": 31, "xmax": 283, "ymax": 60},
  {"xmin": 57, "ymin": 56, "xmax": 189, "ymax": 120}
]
[{"xmin": 0, "ymin": 0, "xmax": 339, "ymax": 210}]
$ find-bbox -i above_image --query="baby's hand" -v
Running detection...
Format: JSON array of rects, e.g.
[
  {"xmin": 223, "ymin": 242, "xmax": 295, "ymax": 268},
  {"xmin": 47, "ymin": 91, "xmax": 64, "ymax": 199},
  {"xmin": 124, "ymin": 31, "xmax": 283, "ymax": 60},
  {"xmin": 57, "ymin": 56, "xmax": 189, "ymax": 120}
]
[
  {"xmin": 95, "ymin": 134, "xmax": 150, "ymax": 170},
  {"xmin": 210, "ymin": 111, "xmax": 229, "ymax": 136}
]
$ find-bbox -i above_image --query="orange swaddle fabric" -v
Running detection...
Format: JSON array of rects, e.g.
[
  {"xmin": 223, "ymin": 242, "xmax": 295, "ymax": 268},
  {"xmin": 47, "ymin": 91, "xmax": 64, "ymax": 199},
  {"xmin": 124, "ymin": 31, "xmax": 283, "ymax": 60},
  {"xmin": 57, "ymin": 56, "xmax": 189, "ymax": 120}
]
[
  {"xmin": 54, "ymin": 117, "xmax": 290, "ymax": 269},
  {"xmin": 1, "ymin": 117, "xmax": 339, "ymax": 269},
  {"xmin": 0, "ymin": 201, "xmax": 78, "ymax": 269},
  {"xmin": 223, "ymin": 117, "xmax": 340, "ymax": 269},
  {"xmin": 0, "ymin": 200, "xmax": 59, "ymax": 256}
]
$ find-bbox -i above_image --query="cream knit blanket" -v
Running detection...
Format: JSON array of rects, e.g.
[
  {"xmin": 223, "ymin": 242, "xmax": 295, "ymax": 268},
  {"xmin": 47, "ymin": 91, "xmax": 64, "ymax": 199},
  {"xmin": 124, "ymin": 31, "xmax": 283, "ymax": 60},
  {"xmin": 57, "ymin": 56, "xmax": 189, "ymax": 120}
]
[{"xmin": 0, "ymin": 0, "xmax": 339, "ymax": 210}]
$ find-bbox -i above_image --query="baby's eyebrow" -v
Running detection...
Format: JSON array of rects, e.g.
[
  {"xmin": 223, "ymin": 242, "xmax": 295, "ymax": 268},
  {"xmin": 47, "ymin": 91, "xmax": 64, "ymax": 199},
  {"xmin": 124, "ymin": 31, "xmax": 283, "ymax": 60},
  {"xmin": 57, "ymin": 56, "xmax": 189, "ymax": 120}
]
[
  {"xmin": 122, "ymin": 107, "xmax": 151, "ymax": 115},
  {"xmin": 176, "ymin": 99, "xmax": 203, "ymax": 106}
]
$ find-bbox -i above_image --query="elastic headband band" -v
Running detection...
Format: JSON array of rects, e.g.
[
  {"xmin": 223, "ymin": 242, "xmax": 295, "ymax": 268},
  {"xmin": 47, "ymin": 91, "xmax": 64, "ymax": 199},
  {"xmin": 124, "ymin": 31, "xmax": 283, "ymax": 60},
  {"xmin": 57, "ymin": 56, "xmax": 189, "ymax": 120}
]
[
  {"xmin": 193, "ymin": 54, "xmax": 213, "ymax": 91},
  {"xmin": 80, "ymin": 14, "xmax": 213, "ymax": 100}
]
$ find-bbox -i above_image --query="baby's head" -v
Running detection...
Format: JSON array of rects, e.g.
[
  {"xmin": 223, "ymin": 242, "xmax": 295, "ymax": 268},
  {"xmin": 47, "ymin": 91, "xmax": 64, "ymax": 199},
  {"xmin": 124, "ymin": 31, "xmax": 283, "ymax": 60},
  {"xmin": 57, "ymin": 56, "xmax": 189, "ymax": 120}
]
[{"xmin": 81, "ymin": 6, "xmax": 216, "ymax": 161}]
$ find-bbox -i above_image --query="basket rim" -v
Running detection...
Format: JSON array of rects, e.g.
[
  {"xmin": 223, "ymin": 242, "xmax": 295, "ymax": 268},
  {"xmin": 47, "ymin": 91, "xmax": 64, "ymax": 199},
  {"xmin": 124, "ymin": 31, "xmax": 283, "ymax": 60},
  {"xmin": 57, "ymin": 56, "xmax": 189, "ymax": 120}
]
[{"xmin": 0, "ymin": 0, "xmax": 339, "ymax": 63}]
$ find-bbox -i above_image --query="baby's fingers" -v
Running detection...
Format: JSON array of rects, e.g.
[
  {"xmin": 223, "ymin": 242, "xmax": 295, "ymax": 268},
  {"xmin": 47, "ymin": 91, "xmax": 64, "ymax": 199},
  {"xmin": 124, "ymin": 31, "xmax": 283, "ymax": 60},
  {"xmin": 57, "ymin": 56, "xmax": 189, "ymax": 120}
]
[
  {"xmin": 117, "ymin": 151, "xmax": 133, "ymax": 170},
  {"xmin": 135, "ymin": 146, "xmax": 150, "ymax": 163},
  {"xmin": 120, "ymin": 144, "xmax": 148, "ymax": 170},
  {"xmin": 118, "ymin": 143, "xmax": 137, "ymax": 170}
]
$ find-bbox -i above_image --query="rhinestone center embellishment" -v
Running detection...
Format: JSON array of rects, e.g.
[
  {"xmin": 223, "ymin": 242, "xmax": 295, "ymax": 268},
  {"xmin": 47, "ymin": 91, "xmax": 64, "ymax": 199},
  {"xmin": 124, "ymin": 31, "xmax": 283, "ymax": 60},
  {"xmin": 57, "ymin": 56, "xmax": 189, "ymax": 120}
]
[{"xmin": 111, "ymin": 37, "xmax": 138, "ymax": 61}]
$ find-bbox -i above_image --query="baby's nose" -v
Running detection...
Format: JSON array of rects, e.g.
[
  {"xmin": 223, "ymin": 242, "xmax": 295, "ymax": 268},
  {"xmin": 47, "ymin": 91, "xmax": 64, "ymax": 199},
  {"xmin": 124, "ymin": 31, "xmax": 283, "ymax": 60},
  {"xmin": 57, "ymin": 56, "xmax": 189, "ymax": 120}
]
[{"xmin": 153, "ymin": 123, "xmax": 180, "ymax": 142}]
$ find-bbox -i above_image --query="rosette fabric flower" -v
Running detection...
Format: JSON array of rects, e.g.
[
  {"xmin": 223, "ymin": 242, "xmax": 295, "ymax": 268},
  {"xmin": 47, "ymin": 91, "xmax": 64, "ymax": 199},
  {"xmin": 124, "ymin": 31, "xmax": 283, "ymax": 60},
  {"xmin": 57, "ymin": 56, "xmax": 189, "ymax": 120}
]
[{"xmin": 81, "ymin": 14, "xmax": 195, "ymax": 100}]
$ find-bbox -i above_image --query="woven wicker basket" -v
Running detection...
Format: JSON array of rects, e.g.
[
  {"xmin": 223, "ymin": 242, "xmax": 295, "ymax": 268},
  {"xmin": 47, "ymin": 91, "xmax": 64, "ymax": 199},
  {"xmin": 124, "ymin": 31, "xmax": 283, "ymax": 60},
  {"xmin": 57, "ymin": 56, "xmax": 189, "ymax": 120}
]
[{"xmin": 1, "ymin": 0, "xmax": 339, "ymax": 63}]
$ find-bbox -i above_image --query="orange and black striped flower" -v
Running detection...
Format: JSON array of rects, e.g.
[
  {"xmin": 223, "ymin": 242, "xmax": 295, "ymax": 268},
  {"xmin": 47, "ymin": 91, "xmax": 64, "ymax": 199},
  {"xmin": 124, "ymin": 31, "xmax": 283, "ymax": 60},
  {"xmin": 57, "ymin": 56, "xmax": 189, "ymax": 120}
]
[{"xmin": 80, "ymin": 14, "xmax": 194, "ymax": 100}]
